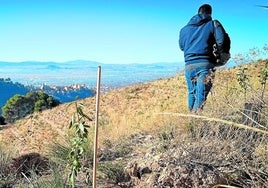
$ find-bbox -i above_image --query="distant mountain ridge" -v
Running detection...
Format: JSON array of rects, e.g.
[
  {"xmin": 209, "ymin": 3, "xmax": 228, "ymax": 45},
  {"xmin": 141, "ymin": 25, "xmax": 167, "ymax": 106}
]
[
  {"xmin": 0, "ymin": 60, "xmax": 100, "ymax": 66},
  {"xmin": 0, "ymin": 60, "xmax": 182, "ymax": 87}
]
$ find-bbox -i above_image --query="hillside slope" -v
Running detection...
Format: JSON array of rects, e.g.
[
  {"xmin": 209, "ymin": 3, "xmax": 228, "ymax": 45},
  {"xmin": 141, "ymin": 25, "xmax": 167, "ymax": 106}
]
[
  {"xmin": 0, "ymin": 61, "xmax": 267, "ymax": 153},
  {"xmin": 0, "ymin": 71, "xmax": 188, "ymax": 154},
  {"xmin": 0, "ymin": 60, "xmax": 267, "ymax": 187}
]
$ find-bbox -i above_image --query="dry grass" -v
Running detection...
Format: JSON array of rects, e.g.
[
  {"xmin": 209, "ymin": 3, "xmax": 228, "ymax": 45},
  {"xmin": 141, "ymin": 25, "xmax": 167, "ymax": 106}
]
[
  {"xmin": 0, "ymin": 60, "xmax": 267, "ymax": 187},
  {"xmin": 0, "ymin": 60, "xmax": 267, "ymax": 154}
]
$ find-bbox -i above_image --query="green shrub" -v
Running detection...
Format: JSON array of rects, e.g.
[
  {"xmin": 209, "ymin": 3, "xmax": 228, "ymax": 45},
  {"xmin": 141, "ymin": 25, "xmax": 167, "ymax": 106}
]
[{"xmin": 2, "ymin": 92, "xmax": 60, "ymax": 123}]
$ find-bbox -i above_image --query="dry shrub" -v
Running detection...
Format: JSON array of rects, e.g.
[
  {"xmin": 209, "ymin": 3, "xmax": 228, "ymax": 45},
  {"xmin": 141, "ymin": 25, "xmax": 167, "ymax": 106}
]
[
  {"xmin": 8, "ymin": 152, "xmax": 49, "ymax": 178},
  {"xmin": 182, "ymin": 120, "xmax": 268, "ymax": 187}
]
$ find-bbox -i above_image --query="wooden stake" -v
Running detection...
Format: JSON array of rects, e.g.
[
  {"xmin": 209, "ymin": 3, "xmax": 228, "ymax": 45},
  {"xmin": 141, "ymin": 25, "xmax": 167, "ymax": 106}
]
[{"xmin": 93, "ymin": 66, "xmax": 101, "ymax": 188}]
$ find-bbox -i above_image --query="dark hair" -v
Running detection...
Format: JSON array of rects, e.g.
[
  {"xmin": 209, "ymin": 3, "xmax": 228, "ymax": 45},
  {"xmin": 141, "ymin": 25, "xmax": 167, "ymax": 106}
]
[{"xmin": 198, "ymin": 4, "xmax": 212, "ymax": 15}]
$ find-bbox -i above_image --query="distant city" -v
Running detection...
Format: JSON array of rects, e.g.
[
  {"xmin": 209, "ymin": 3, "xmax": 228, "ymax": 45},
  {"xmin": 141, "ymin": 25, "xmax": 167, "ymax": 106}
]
[{"xmin": 36, "ymin": 83, "xmax": 95, "ymax": 102}]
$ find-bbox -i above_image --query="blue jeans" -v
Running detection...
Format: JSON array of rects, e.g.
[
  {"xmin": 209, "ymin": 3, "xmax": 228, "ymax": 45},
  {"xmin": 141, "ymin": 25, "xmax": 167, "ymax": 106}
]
[{"xmin": 185, "ymin": 63, "xmax": 215, "ymax": 112}]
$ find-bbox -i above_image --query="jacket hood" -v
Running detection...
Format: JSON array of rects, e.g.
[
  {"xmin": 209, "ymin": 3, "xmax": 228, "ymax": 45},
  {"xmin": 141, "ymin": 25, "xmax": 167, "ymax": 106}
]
[{"xmin": 187, "ymin": 14, "xmax": 212, "ymax": 26}]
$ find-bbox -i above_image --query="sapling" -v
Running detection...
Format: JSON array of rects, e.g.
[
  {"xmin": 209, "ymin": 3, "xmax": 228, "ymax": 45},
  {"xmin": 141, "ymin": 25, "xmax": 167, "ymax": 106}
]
[
  {"xmin": 237, "ymin": 66, "xmax": 249, "ymax": 103},
  {"xmin": 67, "ymin": 102, "xmax": 92, "ymax": 187},
  {"xmin": 258, "ymin": 61, "xmax": 268, "ymax": 101}
]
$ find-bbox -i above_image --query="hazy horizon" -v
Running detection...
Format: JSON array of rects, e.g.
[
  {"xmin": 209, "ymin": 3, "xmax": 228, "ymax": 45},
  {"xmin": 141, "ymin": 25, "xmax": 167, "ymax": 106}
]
[{"xmin": 0, "ymin": 61, "xmax": 182, "ymax": 87}]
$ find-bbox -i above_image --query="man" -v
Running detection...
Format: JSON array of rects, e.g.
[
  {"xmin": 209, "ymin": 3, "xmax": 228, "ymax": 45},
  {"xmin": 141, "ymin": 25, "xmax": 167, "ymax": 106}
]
[{"xmin": 179, "ymin": 4, "xmax": 230, "ymax": 112}]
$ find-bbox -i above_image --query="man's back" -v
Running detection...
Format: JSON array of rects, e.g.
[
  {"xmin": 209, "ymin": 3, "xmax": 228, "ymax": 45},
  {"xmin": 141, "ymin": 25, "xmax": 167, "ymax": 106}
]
[{"xmin": 179, "ymin": 14, "xmax": 215, "ymax": 64}]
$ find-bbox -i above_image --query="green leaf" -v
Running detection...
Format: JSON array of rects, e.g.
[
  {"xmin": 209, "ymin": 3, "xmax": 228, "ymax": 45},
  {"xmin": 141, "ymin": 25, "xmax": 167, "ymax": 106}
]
[
  {"xmin": 79, "ymin": 147, "xmax": 84, "ymax": 154},
  {"xmin": 69, "ymin": 115, "xmax": 75, "ymax": 128},
  {"xmin": 79, "ymin": 122, "xmax": 84, "ymax": 132},
  {"xmin": 84, "ymin": 124, "xmax": 90, "ymax": 128},
  {"xmin": 69, "ymin": 172, "xmax": 75, "ymax": 186},
  {"xmin": 80, "ymin": 110, "xmax": 93, "ymax": 121},
  {"xmin": 73, "ymin": 160, "xmax": 79, "ymax": 167}
]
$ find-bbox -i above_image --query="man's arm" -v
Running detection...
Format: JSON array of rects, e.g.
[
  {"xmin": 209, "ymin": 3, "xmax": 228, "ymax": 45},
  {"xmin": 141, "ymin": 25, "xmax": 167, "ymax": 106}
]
[{"xmin": 179, "ymin": 29, "xmax": 184, "ymax": 51}]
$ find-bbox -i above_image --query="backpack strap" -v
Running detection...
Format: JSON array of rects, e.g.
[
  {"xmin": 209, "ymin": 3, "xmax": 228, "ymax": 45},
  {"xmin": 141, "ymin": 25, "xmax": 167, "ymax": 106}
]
[{"xmin": 213, "ymin": 20, "xmax": 220, "ymax": 44}]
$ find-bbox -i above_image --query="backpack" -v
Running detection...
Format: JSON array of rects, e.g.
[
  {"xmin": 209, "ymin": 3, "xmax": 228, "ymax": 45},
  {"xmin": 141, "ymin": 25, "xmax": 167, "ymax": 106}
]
[{"xmin": 213, "ymin": 20, "xmax": 231, "ymax": 66}]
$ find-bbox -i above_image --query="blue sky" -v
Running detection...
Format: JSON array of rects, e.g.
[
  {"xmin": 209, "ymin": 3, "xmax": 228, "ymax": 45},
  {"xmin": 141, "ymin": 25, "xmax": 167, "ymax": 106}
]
[{"xmin": 0, "ymin": 0, "xmax": 267, "ymax": 64}]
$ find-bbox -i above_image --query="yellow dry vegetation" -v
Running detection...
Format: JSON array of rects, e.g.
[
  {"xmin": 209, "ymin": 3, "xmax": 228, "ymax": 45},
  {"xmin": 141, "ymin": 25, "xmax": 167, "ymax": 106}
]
[{"xmin": 0, "ymin": 60, "xmax": 267, "ymax": 156}]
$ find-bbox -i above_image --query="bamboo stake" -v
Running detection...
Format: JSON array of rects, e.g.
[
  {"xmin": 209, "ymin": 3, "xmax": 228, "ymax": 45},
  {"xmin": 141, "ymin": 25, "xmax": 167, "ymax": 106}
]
[{"xmin": 93, "ymin": 66, "xmax": 101, "ymax": 188}]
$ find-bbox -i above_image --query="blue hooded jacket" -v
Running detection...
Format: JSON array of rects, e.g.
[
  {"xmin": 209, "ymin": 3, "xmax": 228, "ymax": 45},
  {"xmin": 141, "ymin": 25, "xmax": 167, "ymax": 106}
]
[{"xmin": 179, "ymin": 14, "xmax": 225, "ymax": 65}]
